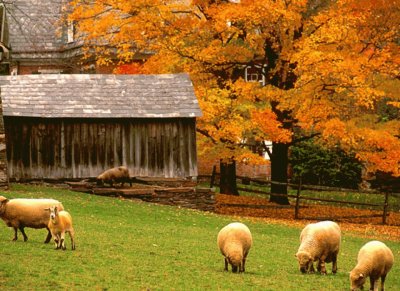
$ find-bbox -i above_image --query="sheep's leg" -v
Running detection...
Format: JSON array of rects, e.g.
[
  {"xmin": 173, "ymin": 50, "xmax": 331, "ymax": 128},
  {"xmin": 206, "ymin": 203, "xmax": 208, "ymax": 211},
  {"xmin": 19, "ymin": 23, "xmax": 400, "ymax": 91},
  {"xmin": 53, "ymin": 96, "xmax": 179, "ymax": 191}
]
[
  {"xmin": 309, "ymin": 262, "xmax": 315, "ymax": 273},
  {"xmin": 60, "ymin": 232, "xmax": 66, "ymax": 250},
  {"xmin": 44, "ymin": 228, "xmax": 52, "ymax": 243},
  {"xmin": 19, "ymin": 226, "xmax": 28, "ymax": 242},
  {"xmin": 54, "ymin": 238, "xmax": 59, "ymax": 249},
  {"xmin": 241, "ymin": 257, "xmax": 246, "ymax": 273},
  {"xmin": 319, "ymin": 261, "xmax": 327, "ymax": 274},
  {"xmin": 381, "ymin": 274, "xmax": 386, "ymax": 291},
  {"xmin": 238, "ymin": 262, "xmax": 244, "ymax": 273},
  {"xmin": 53, "ymin": 234, "xmax": 60, "ymax": 249},
  {"xmin": 318, "ymin": 255, "xmax": 327, "ymax": 274},
  {"xmin": 369, "ymin": 276, "xmax": 377, "ymax": 291},
  {"xmin": 332, "ymin": 253, "xmax": 338, "ymax": 274},
  {"xmin": 317, "ymin": 261, "xmax": 322, "ymax": 272},
  {"xmin": 12, "ymin": 227, "xmax": 18, "ymax": 241},
  {"xmin": 224, "ymin": 258, "xmax": 229, "ymax": 271},
  {"xmin": 69, "ymin": 229, "xmax": 76, "ymax": 250}
]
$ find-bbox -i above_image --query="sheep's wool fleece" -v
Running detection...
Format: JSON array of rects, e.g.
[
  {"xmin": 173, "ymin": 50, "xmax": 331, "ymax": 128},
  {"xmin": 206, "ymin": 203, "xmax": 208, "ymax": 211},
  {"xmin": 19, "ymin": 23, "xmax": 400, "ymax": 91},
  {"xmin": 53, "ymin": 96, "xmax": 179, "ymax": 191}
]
[
  {"xmin": 217, "ymin": 222, "xmax": 253, "ymax": 254},
  {"xmin": 298, "ymin": 221, "xmax": 341, "ymax": 257},
  {"xmin": 355, "ymin": 241, "xmax": 394, "ymax": 273},
  {"xmin": 97, "ymin": 166, "xmax": 129, "ymax": 180},
  {"xmin": 1, "ymin": 198, "xmax": 64, "ymax": 228}
]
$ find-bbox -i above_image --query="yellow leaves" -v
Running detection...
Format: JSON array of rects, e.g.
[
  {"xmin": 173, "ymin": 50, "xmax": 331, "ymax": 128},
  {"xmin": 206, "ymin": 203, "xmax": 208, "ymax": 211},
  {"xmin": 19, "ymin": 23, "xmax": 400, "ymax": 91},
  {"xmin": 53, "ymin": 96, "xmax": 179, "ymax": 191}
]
[
  {"xmin": 320, "ymin": 119, "xmax": 400, "ymax": 176},
  {"xmin": 70, "ymin": 0, "xmax": 400, "ymax": 177}
]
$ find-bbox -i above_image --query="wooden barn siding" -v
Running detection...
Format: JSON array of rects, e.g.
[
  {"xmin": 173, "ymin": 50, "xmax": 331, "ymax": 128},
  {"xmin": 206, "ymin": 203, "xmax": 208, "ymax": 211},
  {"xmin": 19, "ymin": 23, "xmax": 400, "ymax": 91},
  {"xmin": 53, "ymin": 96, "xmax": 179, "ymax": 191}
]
[{"xmin": 5, "ymin": 117, "xmax": 198, "ymax": 179}]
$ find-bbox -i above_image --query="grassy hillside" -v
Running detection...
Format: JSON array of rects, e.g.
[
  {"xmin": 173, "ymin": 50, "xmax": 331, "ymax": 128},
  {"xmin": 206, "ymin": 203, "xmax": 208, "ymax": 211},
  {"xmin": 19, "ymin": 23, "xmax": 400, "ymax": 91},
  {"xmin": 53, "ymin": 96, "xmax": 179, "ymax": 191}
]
[{"xmin": 0, "ymin": 184, "xmax": 399, "ymax": 290}]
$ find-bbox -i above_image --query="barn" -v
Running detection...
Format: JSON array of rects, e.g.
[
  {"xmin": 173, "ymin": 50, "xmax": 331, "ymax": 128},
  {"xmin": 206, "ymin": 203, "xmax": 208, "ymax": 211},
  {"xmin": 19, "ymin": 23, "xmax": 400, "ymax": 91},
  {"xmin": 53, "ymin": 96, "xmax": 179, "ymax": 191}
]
[{"xmin": 0, "ymin": 73, "xmax": 202, "ymax": 180}]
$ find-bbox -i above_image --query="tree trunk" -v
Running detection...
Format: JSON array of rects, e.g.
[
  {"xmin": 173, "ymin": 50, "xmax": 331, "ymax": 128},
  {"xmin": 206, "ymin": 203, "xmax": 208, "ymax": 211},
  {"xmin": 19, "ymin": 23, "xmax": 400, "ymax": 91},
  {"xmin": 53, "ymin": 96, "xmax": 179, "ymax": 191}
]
[
  {"xmin": 219, "ymin": 158, "xmax": 239, "ymax": 195},
  {"xmin": 270, "ymin": 142, "xmax": 290, "ymax": 205}
]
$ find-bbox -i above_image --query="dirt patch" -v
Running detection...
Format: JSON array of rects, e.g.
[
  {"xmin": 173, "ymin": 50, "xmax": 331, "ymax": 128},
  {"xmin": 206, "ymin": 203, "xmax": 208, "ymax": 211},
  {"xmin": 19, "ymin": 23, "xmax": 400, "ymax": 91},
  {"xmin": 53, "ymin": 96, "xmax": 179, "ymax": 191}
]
[{"xmin": 215, "ymin": 194, "xmax": 400, "ymax": 241}]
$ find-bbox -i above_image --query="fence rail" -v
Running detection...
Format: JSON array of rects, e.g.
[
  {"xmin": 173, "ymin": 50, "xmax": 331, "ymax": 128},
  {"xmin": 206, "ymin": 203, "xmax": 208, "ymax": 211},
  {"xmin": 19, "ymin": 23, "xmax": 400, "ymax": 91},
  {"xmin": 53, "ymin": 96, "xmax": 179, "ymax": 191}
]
[{"xmin": 201, "ymin": 173, "xmax": 394, "ymax": 224}]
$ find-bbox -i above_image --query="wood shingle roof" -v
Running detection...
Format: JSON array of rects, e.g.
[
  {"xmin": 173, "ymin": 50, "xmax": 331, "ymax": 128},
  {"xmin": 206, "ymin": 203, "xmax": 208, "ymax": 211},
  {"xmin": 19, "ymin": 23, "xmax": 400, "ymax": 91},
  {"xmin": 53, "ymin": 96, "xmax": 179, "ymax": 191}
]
[{"xmin": 0, "ymin": 73, "xmax": 202, "ymax": 118}]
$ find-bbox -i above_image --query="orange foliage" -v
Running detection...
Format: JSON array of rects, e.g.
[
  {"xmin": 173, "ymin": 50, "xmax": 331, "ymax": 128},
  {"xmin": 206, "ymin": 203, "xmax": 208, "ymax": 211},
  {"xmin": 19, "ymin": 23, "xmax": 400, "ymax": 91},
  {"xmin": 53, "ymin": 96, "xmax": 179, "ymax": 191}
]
[
  {"xmin": 216, "ymin": 194, "xmax": 400, "ymax": 241},
  {"xmin": 69, "ymin": 0, "xmax": 400, "ymax": 175},
  {"xmin": 114, "ymin": 63, "xmax": 144, "ymax": 74}
]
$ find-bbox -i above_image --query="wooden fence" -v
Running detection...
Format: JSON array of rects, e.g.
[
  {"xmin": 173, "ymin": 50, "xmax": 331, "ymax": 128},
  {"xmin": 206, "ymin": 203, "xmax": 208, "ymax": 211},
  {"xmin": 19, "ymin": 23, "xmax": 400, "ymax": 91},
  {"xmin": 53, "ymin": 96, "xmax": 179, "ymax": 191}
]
[{"xmin": 201, "ymin": 172, "xmax": 396, "ymax": 224}]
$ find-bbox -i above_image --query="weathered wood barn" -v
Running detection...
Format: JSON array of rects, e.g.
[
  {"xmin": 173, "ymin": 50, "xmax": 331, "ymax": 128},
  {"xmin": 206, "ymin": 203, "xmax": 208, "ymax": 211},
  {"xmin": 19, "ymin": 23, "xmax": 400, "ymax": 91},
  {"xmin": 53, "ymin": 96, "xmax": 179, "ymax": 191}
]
[{"xmin": 0, "ymin": 73, "xmax": 202, "ymax": 180}]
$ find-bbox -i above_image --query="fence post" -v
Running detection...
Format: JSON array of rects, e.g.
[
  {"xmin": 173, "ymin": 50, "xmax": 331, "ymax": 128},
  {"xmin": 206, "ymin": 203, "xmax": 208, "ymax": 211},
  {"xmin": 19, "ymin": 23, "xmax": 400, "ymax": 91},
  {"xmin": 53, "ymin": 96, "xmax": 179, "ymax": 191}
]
[
  {"xmin": 210, "ymin": 165, "xmax": 217, "ymax": 188},
  {"xmin": 294, "ymin": 178, "xmax": 302, "ymax": 219},
  {"xmin": 382, "ymin": 192, "xmax": 390, "ymax": 225}
]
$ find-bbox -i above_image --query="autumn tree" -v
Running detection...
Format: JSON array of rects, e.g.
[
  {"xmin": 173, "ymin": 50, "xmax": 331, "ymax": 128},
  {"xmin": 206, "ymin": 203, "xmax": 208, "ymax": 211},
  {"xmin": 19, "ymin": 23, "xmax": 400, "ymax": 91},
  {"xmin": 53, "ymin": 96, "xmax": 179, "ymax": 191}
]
[{"xmin": 69, "ymin": 0, "xmax": 400, "ymax": 204}]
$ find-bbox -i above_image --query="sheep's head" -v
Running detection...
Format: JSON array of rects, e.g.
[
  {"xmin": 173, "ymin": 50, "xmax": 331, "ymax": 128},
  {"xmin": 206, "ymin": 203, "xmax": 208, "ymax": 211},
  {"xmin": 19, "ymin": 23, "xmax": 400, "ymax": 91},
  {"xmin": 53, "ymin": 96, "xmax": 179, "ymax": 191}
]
[
  {"xmin": 227, "ymin": 250, "xmax": 243, "ymax": 273},
  {"xmin": 350, "ymin": 271, "xmax": 366, "ymax": 290},
  {"xmin": 48, "ymin": 206, "xmax": 59, "ymax": 223},
  {"xmin": 96, "ymin": 175, "xmax": 105, "ymax": 186},
  {"xmin": 296, "ymin": 251, "xmax": 313, "ymax": 273},
  {"xmin": 0, "ymin": 196, "xmax": 8, "ymax": 215}
]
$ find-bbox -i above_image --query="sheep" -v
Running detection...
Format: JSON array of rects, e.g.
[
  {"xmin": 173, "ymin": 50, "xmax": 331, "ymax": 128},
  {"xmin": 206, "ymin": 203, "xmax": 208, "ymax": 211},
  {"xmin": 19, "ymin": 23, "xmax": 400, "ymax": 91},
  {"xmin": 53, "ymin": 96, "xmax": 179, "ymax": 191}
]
[
  {"xmin": 96, "ymin": 166, "xmax": 132, "ymax": 187},
  {"xmin": 350, "ymin": 240, "xmax": 394, "ymax": 291},
  {"xmin": 0, "ymin": 196, "xmax": 64, "ymax": 243},
  {"xmin": 295, "ymin": 220, "xmax": 341, "ymax": 274},
  {"xmin": 46, "ymin": 205, "xmax": 75, "ymax": 250},
  {"xmin": 217, "ymin": 222, "xmax": 253, "ymax": 273}
]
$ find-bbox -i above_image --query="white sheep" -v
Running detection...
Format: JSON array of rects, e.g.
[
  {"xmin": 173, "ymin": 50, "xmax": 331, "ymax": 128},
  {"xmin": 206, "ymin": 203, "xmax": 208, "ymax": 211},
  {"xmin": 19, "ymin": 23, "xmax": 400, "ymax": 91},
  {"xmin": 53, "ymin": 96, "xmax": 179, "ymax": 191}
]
[
  {"xmin": 96, "ymin": 166, "xmax": 132, "ymax": 187},
  {"xmin": 0, "ymin": 196, "xmax": 64, "ymax": 243},
  {"xmin": 295, "ymin": 220, "xmax": 341, "ymax": 274},
  {"xmin": 350, "ymin": 240, "xmax": 394, "ymax": 291},
  {"xmin": 46, "ymin": 205, "xmax": 75, "ymax": 250},
  {"xmin": 217, "ymin": 222, "xmax": 253, "ymax": 273}
]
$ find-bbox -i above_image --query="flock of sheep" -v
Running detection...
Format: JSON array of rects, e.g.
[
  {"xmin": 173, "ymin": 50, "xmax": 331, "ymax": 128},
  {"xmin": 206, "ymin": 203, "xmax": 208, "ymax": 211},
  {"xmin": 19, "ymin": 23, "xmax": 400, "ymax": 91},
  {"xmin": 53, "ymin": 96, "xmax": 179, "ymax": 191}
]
[
  {"xmin": 218, "ymin": 221, "xmax": 394, "ymax": 291},
  {"xmin": 0, "ymin": 165, "xmax": 395, "ymax": 290},
  {"xmin": 0, "ymin": 196, "xmax": 75, "ymax": 250},
  {"xmin": 0, "ymin": 166, "xmax": 130, "ymax": 250}
]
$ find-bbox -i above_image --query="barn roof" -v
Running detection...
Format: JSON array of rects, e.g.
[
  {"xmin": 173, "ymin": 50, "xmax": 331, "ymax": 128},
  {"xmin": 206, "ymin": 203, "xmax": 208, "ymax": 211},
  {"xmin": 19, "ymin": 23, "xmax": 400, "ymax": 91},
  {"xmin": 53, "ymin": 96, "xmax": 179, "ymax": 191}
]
[{"xmin": 0, "ymin": 73, "xmax": 202, "ymax": 118}]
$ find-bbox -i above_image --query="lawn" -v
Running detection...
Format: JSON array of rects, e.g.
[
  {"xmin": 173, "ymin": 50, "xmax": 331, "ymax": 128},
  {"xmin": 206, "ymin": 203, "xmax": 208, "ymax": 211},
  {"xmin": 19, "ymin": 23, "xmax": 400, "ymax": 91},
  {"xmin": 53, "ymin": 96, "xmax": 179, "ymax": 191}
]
[{"xmin": 0, "ymin": 184, "xmax": 399, "ymax": 290}]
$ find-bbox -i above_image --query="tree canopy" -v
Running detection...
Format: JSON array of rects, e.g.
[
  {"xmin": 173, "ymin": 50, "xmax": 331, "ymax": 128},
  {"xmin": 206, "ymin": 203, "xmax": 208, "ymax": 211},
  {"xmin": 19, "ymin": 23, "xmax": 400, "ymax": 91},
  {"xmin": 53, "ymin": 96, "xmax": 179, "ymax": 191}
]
[{"xmin": 69, "ymin": 0, "xmax": 400, "ymax": 184}]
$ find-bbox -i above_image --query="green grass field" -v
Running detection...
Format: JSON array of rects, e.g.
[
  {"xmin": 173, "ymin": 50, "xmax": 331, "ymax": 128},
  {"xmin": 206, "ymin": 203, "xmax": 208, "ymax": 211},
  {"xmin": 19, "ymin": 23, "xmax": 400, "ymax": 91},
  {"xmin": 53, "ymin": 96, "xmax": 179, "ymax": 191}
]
[{"xmin": 0, "ymin": 184, "xmax": 399, "ymax": 290}]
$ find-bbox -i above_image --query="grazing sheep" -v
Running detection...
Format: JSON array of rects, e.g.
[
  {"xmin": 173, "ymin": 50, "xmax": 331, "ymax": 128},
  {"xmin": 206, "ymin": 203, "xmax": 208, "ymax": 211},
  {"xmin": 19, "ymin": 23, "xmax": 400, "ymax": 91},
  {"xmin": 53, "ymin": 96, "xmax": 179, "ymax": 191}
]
[
  {"xmin": 217, "ymin": 222, "xmax": 253, "ymax": 273},
  {"xmin": 0, "ymin": 196, "xmax": 64, "ymax": 243},
  {"xmin": 46, "ymin": 205, "xmax": 75, "ymax": 250},
  {"xmin": 350, "ymin": 240, "xmax": 394, "ymax": 291},
  {"xmin": 96, "ymin": 166, "xmax": 132, "ymax": 187},
  {"xmin": 295, "ymin": 220, "xmax": 341, "ymax": 274}
]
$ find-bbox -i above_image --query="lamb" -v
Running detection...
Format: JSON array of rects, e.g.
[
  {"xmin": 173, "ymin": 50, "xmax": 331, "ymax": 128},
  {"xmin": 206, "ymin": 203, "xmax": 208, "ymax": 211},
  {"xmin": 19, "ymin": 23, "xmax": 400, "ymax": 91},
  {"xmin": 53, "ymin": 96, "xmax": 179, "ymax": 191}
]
[
  {"xmin": 0, "ymin": 196, "xmax": 64, "ymax": 243},
  {"xmin": 46, "ymin": 205, "xmax": 75, "ymax": 250},
  {"xmin": 217, "ymin": 222, "xmax": 253, "ymax": 273},
  {"xmin": 350, "ymin": 240, "xmax": 394, "ymax": 291},
  {"xmin": 295, "ymin": 220, "xmax": 341, "ymax": 274},
  {"xmin": 96, "ymin": 166, "xmax": 132, "ymax": 187}
]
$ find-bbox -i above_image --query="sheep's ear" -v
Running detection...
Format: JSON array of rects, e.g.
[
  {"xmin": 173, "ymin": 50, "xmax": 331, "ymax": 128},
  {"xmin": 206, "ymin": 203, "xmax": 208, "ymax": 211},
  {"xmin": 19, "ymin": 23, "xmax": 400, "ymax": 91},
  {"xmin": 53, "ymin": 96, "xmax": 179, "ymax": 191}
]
[
  {"xmin": 359, "ymin": 273, "xmax": 364, "ymax": 279},
  {"xmin": 0, "ymin": 196, "xmax": 8, "ymax": 203}
]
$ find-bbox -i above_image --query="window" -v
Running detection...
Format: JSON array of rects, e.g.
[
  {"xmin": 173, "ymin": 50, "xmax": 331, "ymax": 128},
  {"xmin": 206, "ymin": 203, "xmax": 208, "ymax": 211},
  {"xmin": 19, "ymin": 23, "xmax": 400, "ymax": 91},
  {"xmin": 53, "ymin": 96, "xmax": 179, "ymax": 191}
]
[
  {"xmin": 245, "ymin": 64, "xmax": 266, "ymax": 86},
  {"xmin": 67, "ymin": 20, "xmax": 75, "ymax": 43}
]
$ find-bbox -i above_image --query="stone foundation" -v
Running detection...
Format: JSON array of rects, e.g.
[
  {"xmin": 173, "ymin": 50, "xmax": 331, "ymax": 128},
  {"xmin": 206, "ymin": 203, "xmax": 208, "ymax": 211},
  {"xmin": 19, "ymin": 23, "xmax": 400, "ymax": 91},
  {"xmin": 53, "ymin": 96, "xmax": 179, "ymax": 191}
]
[{"xmin": 66, "ymin": 180, "xmax": 215, "ymax": 212}]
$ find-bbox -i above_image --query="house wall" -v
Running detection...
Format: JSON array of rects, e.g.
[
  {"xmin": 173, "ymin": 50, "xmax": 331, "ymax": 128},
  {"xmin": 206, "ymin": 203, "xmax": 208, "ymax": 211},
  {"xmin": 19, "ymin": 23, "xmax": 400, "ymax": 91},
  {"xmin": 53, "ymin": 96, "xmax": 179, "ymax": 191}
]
[
  {"xmin": 5, "ymin": 117, "xmax": 198, "ymax": 179},
  {"xmin": 0, "ymin": 97, "xmax": 8, "ymax": 188}
]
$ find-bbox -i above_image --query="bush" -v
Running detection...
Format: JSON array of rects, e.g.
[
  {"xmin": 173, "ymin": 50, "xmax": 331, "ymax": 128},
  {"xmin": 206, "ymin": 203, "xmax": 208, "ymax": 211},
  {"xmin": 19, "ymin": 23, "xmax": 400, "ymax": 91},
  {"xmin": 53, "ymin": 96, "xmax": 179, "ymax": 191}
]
[{"xmin": 290, "ymin": 140, "xmax": 362, "ymax": 189}]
